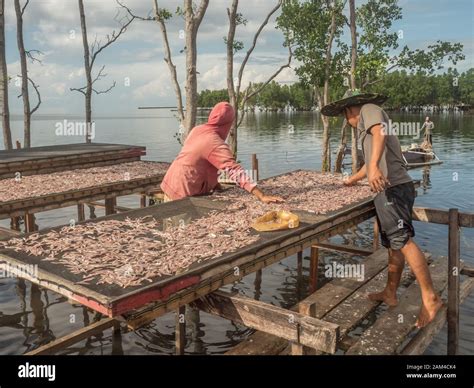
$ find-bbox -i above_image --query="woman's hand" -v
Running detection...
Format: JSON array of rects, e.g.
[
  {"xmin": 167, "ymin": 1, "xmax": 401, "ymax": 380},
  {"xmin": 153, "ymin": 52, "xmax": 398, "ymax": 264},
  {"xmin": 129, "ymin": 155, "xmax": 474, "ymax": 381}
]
[
  {"xmin": 251, "ymin": 187, "xmax": 284, "ymax": 203},
  {"xmin": 259, "ymin": 195, "xmax": 285, "ymax": 204}
]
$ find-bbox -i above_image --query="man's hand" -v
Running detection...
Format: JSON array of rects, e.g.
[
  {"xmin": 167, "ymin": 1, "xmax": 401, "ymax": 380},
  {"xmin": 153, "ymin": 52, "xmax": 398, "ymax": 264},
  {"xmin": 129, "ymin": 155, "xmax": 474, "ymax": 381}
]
[
  {"xmin": 260, "ymin": 195, "xmax": 285, "ymax": 204},
  {"xmin": 368, "ymin": 165, "xmax": 389, "ymax": 193},
  {"xmin": 343, "ymin": 176, "xmax": 356, "ymax": 186}
]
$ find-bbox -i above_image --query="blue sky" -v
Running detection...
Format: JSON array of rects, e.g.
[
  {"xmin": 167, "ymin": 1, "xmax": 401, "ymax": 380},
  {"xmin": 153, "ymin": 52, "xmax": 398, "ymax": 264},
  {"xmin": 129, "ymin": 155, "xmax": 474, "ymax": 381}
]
[{"xmin": 3, "ymin": 0, "xmax": 473, "ymax": 116}]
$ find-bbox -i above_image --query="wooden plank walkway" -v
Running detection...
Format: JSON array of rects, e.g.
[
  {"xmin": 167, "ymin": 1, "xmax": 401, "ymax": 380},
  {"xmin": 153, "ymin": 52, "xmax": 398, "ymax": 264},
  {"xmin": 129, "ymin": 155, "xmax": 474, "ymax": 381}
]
[
  {"xmin": 226, "ymin": 249, "xmax": 432, "ymax": 355},
  {"xmin": 346, "ymin": 258, "xmax": 448, "ymax": 355}
]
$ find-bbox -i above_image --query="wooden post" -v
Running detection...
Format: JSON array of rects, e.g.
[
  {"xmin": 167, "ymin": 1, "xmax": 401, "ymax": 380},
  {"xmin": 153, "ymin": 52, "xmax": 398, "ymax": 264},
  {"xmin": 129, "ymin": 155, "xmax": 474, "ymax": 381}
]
[
  {"xmin": 373, "ymin": 218, "xmax": 379, "ymax": 251},
  {"xmin": 447, "ymin": 208, "xmax": 460, "ymax": 355},
  {"xmin": 140, "ymin": 193, "xmax": 147, "ymax": 208},
  {"xmin": 24, "ymin": 212, "xmax": 36, "ymax": 232},
  {"xmin": 310, "ymin": 246, "xmax": 319, "ymax": 293},
  {"xmin": 297, "ymin": 251, "xmax": 303, "ymax": 299},
  {"xmin": 10, "ymin": 217, "xmax": 20, "ymax": 231},
  {"xmin": 175, "ymin": 305, "xmax": 186, "ymax": 355},
  {"xmin": 105, "ymin": 197, "xmax": 116, "ymax": 215},
  {"xmin": 77, "ymin": 204, "xmax": 85, "ymax": 222},
  {"xmin": 254, "ymin": 269, "xmax": 262, "ymax": 301},
  {"xmin": 251, "ymin": 153, "xmax": 259, "ymax": 181}
]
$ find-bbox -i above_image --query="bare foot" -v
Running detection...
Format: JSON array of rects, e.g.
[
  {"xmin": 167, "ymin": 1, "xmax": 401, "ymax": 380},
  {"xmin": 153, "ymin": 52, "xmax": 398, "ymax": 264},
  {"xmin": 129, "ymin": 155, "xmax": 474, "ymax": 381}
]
[
  {"xmin": 368, "ymin": 290, "xmax": 398, "ymax": 307},
  {"xmin": 415, "ymin": 295, "xmax": 443, "ymax": 328}
]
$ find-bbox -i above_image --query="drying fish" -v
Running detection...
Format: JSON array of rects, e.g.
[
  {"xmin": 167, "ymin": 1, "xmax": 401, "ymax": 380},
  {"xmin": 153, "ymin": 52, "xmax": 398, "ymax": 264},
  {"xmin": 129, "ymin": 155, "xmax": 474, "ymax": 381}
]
[
  {"xmin": 0, "ymin": 161, "xmax": 169, "ymax": 203},
  {"xmin": 212, "ymin": 170, "xmax": 372, "ymax": 216}
]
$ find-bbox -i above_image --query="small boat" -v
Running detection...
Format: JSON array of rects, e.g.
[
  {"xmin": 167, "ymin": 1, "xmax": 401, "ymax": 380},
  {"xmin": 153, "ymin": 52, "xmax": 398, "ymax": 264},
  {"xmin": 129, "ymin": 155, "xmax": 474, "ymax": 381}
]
[
  {"xmin": 343, "ymin": 143, "xmax": 443, "ymax": 169},
  {"xmin": 401, "ymin": 143, "xmax": 443, "ymax": 168}
]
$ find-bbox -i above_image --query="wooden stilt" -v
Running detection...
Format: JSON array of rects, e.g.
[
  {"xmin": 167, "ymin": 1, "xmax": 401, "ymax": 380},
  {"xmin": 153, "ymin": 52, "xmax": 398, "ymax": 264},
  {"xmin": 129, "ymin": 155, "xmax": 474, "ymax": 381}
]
[
  {"xmin": 105, "ymin": 197, "xmax": 116, "ymax": 215},
  {"xmin": 309, "ymin": 246, "xmax": 319, "ymax": 293},
  {"xmin": 176, "ymin": 305, "xmax": 186, "ymax": 355},
  {"xmin": 24, "ymin": 212, "xmax": 36, "ymax": 232},
  {"xmin": 10, "ymin": 217, "xmax": 20, "ymax": 231},
  {"xmin": 254, "ymin": 269, "xmax": 262, "ymax": 301},
  {"xmin": 77, "ymin": 204, "xmax": 85, "ymax": 222},
  {"xmin": 140, "ymin": 194, "xmax": 147, "ymax": 208},
  {"xmin": 297, "ymin": 251, "xmax": 303, "ymax": 299},
  {"xmin": 447, "ymin": 208, "xmax": 460, "ymax": 355},
  {"xmin": 251, "ymin": 154, "xmax": 259, "ymax": 181}
]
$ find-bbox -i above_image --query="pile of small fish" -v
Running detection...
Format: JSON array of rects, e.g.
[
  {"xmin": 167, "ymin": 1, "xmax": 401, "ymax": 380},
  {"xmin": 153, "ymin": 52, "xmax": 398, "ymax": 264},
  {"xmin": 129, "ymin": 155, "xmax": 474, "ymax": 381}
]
[
  {"xmin": 0, "ymin": 161, "xmax": 169, "ymax": 203},
  {"xmin": 0, "ymin": 209, "xmax": 260, "ymax": 288},
  {"xmin": 213, "ymin": 170, "xmax": 372, "ymax": 216},
  {"xmin": 0, "ymin": 170, "xmax": 371, "ymax": 288}
]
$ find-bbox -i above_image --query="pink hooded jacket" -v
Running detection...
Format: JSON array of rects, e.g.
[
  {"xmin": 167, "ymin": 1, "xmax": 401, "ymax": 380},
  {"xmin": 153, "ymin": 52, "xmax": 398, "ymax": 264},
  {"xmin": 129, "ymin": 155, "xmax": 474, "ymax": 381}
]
[{"xmin": 160, "ymin": 102, "xmax": 257, "ymax": 200}]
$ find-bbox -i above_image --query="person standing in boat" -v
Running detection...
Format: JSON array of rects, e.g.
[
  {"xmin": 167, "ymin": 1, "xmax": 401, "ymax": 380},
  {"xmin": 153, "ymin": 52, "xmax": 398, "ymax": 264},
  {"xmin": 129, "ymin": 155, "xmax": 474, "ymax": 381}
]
[
  {"xmin": 321, "ymin": 90, "xmax": 442, "ymax": 328},
  {"xmin": 421, "ymin": 116, "xmax": 434, "ymax": 146},
  {"xmin": 161, "ymin": 102, "xmax": 283, "ymax": 204}
]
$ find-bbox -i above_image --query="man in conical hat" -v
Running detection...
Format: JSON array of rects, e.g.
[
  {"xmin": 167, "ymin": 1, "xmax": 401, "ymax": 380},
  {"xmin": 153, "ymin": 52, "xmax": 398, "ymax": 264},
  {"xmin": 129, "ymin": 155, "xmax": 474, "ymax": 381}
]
[{"xmin": 322, "ymin": 90, "xmax": 442, "ymax": 328}]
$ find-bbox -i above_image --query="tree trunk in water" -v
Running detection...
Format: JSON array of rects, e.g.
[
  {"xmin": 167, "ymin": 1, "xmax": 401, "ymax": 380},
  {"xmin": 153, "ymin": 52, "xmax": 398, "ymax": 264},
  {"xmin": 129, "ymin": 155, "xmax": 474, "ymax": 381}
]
[
  {"xmin": 321, "ymin": 115, "xmax": 331, "ymax": 172},
  {"xmin": 334, "ymin": 120, "xmax": 347, "ymax": 173},
  {"xmin": 78, "ymin": 0, "xmax": 93, "ymax": 143},
  {"xmin": 226, "ymin": 0, "xmax": 238, "ymax": 156},
  {"xmin": 349, "ymin": 0, "xmax": 359, "ymax": 173},
  {"xmin": 183, "ymin": 0, "xmax": 199, "ymax": 138},
  {"xmin": 14, "ymin": 0, "xmax": 31, "ymax": 148},
  {"xmin": 0, "ymin": 0, "xmax": 12, "ymax": 150}
]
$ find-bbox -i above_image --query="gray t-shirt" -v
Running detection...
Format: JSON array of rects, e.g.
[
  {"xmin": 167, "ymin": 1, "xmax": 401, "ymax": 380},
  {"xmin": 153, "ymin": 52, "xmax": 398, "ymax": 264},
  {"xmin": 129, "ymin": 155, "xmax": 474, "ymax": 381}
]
[{"xmin": 358, "ymin": 104, "xmax": 412, "ymax": 187}]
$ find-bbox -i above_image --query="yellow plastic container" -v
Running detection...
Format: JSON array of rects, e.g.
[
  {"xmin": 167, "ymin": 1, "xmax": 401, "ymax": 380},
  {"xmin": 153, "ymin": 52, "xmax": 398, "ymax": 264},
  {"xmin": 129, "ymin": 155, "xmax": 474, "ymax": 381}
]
[{"xmin": 251, "ymin": 210, "xmax": 300, "ymax": 232}]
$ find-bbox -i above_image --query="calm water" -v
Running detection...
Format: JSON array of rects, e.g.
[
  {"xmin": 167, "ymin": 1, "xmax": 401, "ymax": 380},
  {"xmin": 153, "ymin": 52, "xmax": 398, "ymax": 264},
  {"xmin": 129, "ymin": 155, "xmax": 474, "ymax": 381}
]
[{"xmin": 0, "ymin": 111, "xmax": 473, "ymax": 355}]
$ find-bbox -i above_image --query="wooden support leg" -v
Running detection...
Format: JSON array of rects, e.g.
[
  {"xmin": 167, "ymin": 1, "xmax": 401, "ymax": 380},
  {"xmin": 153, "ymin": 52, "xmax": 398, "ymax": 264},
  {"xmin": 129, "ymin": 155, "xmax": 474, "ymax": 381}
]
[
  {"xmin": 88, "ymin": 205, "xmax": 97, "ymax": 219},
  {"xmin": 297, "ymin": 251, "xmax": 303, "ymax": 299},
  {"xmin": 291, "ymin": 301, "xmax": 317, "ymax": 355},
  {"xmin": 10, "ymin": 217, "xmax": 20, "ymax": 231},
  {"xmin": 77, "ymin": 204, "xmax": 85, "ymax": 222},
  {"xmin": 251, "ymin": 153, "xmax": 259, "ymax": 181},
  {"xmin": 448, "ymin": 208, "xmax": 460, "ymax": 355},
  {"xmin": 373, "ymin": 218, "xmax": 380, "ymax": 251},
  {"xmin": 140, "ymin": 194, "xmax": 147, "ymax": 208},
  {"xmin": 175, "ymin": 305, "xmax": 186, "ymax": 355},
  {"xmin": 254, "ymin": 269, "xmax": 262, "ymax": 301},
  {"xmin": 24, "ymin": 213, "xmax": 36, "ymax": 233},
  {"xmin": 310, "ymin": 246, "xmax": 319, "ymax": 293},
  {"xmin": 105, "ymin": 197, "xmax": 116, "ymax": 216}
]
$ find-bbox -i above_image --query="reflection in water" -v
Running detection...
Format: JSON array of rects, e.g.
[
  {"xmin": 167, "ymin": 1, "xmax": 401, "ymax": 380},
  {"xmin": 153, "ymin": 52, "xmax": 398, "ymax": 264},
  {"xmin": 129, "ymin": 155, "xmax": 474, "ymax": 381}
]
[{"xmin": 421, "ymin": 166, "xmax": 432, "ymax": 192}]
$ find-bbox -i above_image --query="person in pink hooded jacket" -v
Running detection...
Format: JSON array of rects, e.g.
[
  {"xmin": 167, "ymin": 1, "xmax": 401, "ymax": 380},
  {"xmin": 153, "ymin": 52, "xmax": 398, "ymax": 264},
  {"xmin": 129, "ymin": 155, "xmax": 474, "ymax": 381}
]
[{"xmin": 161, "ymin": 102, "xmax": 283, "ymax": 204}]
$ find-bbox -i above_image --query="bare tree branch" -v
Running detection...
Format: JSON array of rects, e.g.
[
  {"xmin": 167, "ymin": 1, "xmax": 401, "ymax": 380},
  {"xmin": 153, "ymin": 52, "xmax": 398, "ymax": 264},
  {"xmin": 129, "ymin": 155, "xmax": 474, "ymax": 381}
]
[
  {"xmin": 28, "ymin": 76, "xmax": 40, "ymax": 115},
  {"xmin": 236, "ymin": 0, "xmax": 282, "ymax": 94},
  {"xmin": 90, "ymin": 13, "xmax": 134, "ymax": 68},
  {"xmin": 20, "ymin": 0, "xmax": 29, "ymax": 15},
  {"xmin": 93, "ymin": 80, "xmax": 116, "ymax": 95},
  {"xmin": 117, "ymin": 0, "xmax": 185, "ymax": 123}
]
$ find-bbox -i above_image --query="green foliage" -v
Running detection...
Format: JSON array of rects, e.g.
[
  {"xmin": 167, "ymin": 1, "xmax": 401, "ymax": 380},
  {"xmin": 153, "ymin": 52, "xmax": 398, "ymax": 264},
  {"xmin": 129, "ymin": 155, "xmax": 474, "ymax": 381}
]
[
  {"xmin": 198, "ymin": 69, "xmax": 474, "ymax": 110},
  {"xmin": 197, "ymin": 89, "xmax": 229, "ymax": 107},
  {"xmin": 370, "ymin": 69, "xmax": 472, "ymax": 107},
  {"xmin": 277, "ymin": 0, "xmax": 347, "ymax": 89}
]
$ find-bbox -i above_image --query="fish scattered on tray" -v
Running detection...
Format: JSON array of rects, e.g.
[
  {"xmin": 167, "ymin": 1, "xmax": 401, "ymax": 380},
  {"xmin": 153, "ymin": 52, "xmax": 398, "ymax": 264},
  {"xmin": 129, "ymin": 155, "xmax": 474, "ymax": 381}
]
[
  {"xmin": 0, "ymin": 170, "xmax": 371, "ymax": 288},
  {"xmin": 213, "ymin": 170, "xmax": 372, "ymax": 215},
  {"xmin": 0, "ymin": 161, "xmax": 169, "ymax": 202}
]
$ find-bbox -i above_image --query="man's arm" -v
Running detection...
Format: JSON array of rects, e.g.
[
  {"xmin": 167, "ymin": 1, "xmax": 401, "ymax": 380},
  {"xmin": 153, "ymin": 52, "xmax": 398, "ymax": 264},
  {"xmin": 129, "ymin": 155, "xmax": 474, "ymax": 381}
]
[
  {"xmin": 368, "ymin": 124, "xmax": 390, "ymax": 192},
  {"xmin": 344, "ymin": 164, "xmax": 367, "ymax": 186}
]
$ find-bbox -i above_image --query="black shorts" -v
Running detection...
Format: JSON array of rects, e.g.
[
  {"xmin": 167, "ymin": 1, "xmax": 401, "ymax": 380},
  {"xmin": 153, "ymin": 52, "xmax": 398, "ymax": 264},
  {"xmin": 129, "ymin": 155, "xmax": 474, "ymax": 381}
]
[{"xmin": 374, "ymin": 181, "xmax": 416, "ymax": 250}]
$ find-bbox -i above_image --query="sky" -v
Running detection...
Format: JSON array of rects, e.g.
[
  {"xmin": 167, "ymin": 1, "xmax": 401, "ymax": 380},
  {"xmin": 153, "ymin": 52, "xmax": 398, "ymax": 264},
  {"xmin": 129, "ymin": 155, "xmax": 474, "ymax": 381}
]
[{"xmin": 2, "ymin": 0, "xmax": 473, "ymax": 116}]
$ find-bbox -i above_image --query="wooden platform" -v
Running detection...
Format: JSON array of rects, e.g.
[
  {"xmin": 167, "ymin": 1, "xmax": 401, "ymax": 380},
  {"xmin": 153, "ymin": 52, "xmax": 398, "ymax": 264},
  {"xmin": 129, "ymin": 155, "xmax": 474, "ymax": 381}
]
[
  {"xmin": 0, "ymin": 161, "xmax": 169, "ymax": 220},
  {"xmin": 0, "ymin": 143, "xmax": 146, "ymax": 179},
  {"xmin": 0, "ymin": 192, "xmax": 375, "ymax": 322}
]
